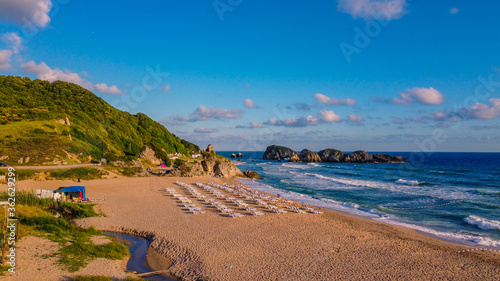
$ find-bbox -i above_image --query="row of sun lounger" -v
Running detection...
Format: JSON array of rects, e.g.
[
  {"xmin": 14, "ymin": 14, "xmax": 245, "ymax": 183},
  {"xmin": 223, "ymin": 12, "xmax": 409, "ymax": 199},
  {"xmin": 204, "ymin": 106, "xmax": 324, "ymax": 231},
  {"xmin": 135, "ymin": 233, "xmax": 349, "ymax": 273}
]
[
  {"xmin": 205, "ymin": 182, "xmax": 324, "ymax": 214},
  {"xmin": 167, "ymin": 186, "xmax": 205, "ymax": 214},
  {"xmin": 193, "ymin": 183, "xmax": 253, "ymax": 217},
  {"xmin": 168, "ymin": 181, "xmax": 323, "ymax": 217}
]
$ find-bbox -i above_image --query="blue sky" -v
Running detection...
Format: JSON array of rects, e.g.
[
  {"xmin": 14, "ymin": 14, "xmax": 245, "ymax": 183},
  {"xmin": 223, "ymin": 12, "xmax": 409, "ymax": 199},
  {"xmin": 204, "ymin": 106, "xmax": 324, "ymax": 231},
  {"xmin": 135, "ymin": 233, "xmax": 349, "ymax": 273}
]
[{"xmin": 0, "ymin": 0, "xmax": 499, "ymax": 152}]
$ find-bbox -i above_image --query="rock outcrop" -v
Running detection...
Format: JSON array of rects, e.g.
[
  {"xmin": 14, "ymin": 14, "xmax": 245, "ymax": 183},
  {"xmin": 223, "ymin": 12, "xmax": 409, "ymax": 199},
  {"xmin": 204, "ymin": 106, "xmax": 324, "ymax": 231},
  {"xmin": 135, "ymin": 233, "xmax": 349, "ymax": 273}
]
[
  {"xmin": 318, "ymin": 149, "xmax": 346, "ymax": 162},
  {"xmin": 168, "ymin": 152, "xmax": 244, "ymax": 178},
  {"xmin": 263, "ymin": 145, "xmax": 299, "ymax": 161},
  {"xmin": 344, "ymin": 150, "xmax": 373, "ymax": 163},
  {"xmin": 263, "ymin": 145, "xmax": 406, "ymax": 163},
  {"xmin": 139, "ymin": 146, "xmax": 162, "ymax": 165},
  {"xmin": 243, "ymin": 170, "xmax": 261, "ymax": 179},
  {"xmin": 230, "ymin": 152, "xmax": 243, "ymax": 158},
  {"xmin": 373, "ymin": 154, "xmax": 407, "ymax": 163},
  {"xmin": 299, "ymin": 149, "xmax": 321, "ymax": 162},
  {"xmin": 206, "ymin": 144, "xmax": 215, "ymax": 153}
]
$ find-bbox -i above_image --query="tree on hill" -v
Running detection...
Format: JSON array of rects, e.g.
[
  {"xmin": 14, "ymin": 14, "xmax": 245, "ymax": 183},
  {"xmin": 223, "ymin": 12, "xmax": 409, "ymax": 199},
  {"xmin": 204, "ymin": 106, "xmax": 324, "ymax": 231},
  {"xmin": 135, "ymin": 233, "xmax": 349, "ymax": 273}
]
[{"xmin": 0, "ymin": 75, "xmax": 199, "ymax": 164}]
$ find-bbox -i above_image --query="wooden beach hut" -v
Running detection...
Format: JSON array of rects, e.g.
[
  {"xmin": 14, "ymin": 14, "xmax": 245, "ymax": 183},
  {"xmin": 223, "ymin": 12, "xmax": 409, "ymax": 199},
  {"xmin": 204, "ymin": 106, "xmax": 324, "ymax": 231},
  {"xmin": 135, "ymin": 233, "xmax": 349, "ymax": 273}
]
[{"xmin": 57, "ymin": 186, "xmax": 87, "ymax": 201}]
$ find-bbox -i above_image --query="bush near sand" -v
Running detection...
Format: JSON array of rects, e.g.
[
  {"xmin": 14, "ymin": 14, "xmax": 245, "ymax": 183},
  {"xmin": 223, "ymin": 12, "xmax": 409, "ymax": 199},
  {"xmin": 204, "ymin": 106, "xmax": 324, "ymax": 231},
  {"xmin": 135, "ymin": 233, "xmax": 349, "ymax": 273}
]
[{"xmin": 0, "ymin": 191, "xmax": 129, "ymax": 273}]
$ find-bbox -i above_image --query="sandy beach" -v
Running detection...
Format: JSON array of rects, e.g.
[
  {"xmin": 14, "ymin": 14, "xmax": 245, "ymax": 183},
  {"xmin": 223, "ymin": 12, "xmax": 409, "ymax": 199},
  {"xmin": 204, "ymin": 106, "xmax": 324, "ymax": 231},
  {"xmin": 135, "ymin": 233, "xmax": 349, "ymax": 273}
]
[{"xmin": 4, "ymin": 176, "xmax": 500, "ymax": 281}]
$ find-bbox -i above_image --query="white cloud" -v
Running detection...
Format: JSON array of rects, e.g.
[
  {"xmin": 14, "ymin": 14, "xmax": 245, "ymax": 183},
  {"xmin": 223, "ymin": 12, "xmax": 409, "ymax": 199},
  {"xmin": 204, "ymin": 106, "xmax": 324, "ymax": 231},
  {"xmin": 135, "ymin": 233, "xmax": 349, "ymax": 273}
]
[
  {"xmin": 266, "ymin": 110, "xmax": 340, "ymax": 127},
  {"xmin": 319, "ymin": 109, "xmax": 341, "ymax": 123},
  {"xmin": 21, "ymin": 60, "xmax": 85, "ymax": 85},
  {"xmin": 94, "ymin": 83, "xmax": 122, "ymax": 94},
  {"xmin": 0, "ymin": 0, "xmax": 53, "ymax": 28},
  {"xmin": 1, "ymin": 32, "xmax": 23, "ymax": 54},
  {"xmin": 449, "ymin": 8, "xmax": 459, "ymax": 14},
  {"xmin": 348, "ymin": 114, "xmax": 365, "ymax": 122},
  {"xmin": 244, "ymin": 98, "xmax": 257, "ymax": 108},
  {"xmin": 194, "ymin": 127, "xmax": 219, "ymax": 134},
  {"xmin": 190, "ymin": 105, "xmax": 243, "ymax": 121},
  {"xmin": 469, "ymin": 98, "xmax": 500, "ymax": 120},
  {"xmin": 337, "ymin": 0, "xmax": 408, "ymax": 21},
  {"xmin": 21, "ymin": 60, "xmax": 123, "ymax": 94},
  {"xmin": 427, "ymin": 109, "xmax": 462, "ymax": 122},
  {"xmin": 393, "ymin": 87, "xmax": 445, "ymax": 105},
  {"xmin": 314, "ymin": 93, "xmax": 357, "ymax": 106},
  {"xmin": 159, "ymin": 84, "xmax": 170, "ymax": 92},
  {"xmin": 0, "ymin": 49, "xmax": 13, "ymax": 70},
  {"xmin": 267, "ymin": 115, "xmax": 320, "ymax": 127},
  {"xmin": 250, "ymin": 121, "xmax": 265, "ymax": 128}
]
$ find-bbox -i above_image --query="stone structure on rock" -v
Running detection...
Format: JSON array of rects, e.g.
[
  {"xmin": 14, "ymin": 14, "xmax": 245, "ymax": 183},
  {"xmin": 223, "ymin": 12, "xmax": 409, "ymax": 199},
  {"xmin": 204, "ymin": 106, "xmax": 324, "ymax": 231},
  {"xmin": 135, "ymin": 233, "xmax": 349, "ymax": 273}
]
[{"xmin": 206, "ymin": 144, "xmax": 215, "ymax": 153}]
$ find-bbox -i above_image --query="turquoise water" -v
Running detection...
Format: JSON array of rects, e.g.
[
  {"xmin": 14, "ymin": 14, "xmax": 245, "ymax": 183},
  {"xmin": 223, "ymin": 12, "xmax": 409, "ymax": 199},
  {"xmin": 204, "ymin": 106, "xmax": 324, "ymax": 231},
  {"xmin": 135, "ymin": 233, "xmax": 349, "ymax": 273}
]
[{"xmin": 219, "ymin": 152, "xmax": 500, "ymax": 249}]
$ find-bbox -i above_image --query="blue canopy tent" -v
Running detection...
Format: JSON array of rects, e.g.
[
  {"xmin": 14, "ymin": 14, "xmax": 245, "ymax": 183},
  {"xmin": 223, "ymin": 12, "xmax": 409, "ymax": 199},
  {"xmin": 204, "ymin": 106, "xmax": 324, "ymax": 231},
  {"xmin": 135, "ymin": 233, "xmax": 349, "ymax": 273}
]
[{"xmin": 57, "ymin": 186, "xmax": 86, "ymax": 201}]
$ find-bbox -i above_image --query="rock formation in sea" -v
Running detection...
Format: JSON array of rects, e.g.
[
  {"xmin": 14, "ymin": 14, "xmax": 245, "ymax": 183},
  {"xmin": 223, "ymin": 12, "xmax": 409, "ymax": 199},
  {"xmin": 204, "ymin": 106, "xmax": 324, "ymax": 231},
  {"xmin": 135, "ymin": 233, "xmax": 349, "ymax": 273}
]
[
  {"xmin": 318, "ymin": 149, "xmax": 346, "ymax": 162},
  {"xmin": 243, "ymin": 170, "xmax": 261, "ymax": 179},
  {"xmin": 299, "ymin": 149, "xmax": 321, "ymax": 162},
  {"xmin": 263, "ymin": 145, "xmax": 406, "ymax": 163},
  {"xmin": 263, "ymin": 145, "xmax": 299, "ymax": 161},
  {"xmin": 230, "ymin": 152, "xmax": 243, "ymax": 158}
]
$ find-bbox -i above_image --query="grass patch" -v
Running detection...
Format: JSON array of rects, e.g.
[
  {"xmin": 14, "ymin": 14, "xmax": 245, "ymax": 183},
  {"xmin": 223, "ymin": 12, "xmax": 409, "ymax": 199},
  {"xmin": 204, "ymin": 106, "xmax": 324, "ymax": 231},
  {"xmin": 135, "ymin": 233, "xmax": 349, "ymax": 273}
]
[
  {"xmin": 0, "ymin": 191, "xmax": 128, "ymax": 272},
  {"xmin": 119, "ymin": 167, "xmax": 143, "ymax": 177},
  {"xmin": 12, "ymin": 167, "xmax": 108, "ymax": 181},
  {"xmin": 0, "ymin": 264, "xmax": 11, "ymax": 276},
  {"xmin": 49, "ymin": 167, "xmax": 107, "ymax": 180},
  {"xmin": 16, "ymin": 169, "xmax": 39, "ymax": 180}
]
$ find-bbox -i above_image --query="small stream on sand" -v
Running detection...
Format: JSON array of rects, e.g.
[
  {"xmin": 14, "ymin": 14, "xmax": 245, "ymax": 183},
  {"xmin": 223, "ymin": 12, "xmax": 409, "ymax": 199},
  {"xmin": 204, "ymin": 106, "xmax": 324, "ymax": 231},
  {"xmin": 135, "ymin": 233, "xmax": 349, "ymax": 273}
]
[{"xmin": 104, "ymin": 232, "xmax": 176, "ymax": 281}]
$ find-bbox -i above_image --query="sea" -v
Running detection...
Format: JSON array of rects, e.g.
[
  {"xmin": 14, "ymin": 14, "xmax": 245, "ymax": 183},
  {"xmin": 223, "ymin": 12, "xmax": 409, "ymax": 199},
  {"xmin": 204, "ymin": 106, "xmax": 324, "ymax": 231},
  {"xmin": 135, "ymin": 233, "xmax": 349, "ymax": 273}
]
[{"xmin": 218, "ymin": 151, "xmax": 500, "ymax": 249}]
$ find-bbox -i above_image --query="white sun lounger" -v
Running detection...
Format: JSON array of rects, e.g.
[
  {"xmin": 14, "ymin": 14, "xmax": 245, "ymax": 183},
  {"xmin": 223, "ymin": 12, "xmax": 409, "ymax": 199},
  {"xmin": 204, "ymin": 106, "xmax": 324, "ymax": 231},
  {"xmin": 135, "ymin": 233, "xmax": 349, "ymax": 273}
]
[
  {"xmin": 229, "ymin": 212, "xmax": 244, "ymax": 218},
  {"xmin": 251, "ymin": 211, "xmax": 264, "ymax": 216}
]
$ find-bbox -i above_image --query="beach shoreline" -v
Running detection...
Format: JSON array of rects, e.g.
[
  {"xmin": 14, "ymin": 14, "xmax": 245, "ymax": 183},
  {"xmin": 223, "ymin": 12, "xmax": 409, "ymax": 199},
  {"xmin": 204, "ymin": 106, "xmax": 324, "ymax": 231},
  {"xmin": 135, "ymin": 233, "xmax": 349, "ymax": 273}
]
[
  {"xmin": 4, "ymin": 176, "xmax": 500, "ymax": 280},
  {"xmin": 236, "ymin": 177, "xmax": 500, "ymax": 251}
]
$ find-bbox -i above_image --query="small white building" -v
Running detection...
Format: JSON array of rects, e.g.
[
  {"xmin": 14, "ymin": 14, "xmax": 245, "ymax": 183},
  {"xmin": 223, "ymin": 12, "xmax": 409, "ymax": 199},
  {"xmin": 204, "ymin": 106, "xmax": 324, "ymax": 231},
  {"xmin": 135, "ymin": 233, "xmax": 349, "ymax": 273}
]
[
  {"xmin": 36, "ymin": 189, "xmax": 62, "ymax": 201},
  {"xmin": 168, "ymin": 153, "xmax": 182, "ymax": 160}
]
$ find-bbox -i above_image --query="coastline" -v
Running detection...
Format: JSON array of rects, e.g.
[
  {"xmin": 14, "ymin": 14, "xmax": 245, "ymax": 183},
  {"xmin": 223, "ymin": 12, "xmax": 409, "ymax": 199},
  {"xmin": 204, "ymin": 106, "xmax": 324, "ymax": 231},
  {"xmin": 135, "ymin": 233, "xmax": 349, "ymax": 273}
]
[
  {"xmin": 4, "ymin": 176, "xmax": 500, "ymax": 280},
  {"xmin": 237, "ymin": 177, "xmax": 500, "ymax": 250}
]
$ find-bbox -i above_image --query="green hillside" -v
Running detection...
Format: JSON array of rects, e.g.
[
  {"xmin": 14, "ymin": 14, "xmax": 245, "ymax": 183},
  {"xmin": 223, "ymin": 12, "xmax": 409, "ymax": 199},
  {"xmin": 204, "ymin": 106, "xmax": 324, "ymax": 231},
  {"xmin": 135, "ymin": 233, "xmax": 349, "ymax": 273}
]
[{"xmin": 0, "ymin": 75, "xmax": 199, "ymax": 165}]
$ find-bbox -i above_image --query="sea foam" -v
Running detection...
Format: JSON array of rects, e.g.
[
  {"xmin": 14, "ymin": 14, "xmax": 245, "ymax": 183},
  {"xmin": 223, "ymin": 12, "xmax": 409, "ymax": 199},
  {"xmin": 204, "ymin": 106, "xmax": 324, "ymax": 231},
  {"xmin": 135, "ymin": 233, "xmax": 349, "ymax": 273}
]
[
  {"xmin": 465, "ymin": 215, "xmax": 500, "ymax": 231},
  {"xmin": 396, "ymin": 179, "xmax": 420, "ymax": 186}
]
